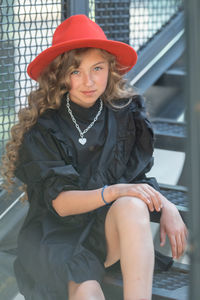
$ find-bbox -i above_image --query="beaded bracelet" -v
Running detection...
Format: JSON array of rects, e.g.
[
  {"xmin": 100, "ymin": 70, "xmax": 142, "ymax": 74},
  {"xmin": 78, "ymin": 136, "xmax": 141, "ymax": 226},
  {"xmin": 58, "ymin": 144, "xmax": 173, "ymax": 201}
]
[{"xmin": 101, "ymin": 185, "xmax": 109, "ymax": 205}]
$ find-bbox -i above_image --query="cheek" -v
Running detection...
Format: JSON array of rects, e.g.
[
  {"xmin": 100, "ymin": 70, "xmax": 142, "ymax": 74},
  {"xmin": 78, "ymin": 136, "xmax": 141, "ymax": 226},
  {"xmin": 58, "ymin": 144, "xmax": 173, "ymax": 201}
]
[
  {"xmin": 69, "ymin": 77, "xmax": 79, "ymax": 91},
  {"xmin": 100, "ymin": 72, "xmax": 109, "ymax": 89},
  {"xmin": 103, "ymin": 75, "xmax": 109, "ymax": 89},
  {"xmin": 69, "ymin": 78, "xmax": 75, "ymax": 90}
]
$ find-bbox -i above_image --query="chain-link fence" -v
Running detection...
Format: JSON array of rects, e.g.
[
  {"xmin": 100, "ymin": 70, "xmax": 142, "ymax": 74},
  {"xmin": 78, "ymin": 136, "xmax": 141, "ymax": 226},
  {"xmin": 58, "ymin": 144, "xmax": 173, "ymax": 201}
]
[{"xmin": 0, "ymin": 0, "xmax": 183, "ymax": 160}]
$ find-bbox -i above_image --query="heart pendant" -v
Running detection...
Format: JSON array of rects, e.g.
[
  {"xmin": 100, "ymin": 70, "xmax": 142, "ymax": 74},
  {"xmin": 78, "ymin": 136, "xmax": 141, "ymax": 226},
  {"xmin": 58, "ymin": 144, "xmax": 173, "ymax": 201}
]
[{"xmin": 78, "ymin": 137, "xmax": 87, "ymax": 145}]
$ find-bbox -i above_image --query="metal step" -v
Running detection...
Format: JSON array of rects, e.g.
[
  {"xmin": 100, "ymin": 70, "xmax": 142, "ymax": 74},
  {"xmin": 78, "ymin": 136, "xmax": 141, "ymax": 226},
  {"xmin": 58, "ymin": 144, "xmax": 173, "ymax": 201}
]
[
  {"xmin": 156, "ymin": 66, "xmax": 186, "ymax": 88},
  {"xmin": 160, "ymin": 183, "xmax": 188, "ymax": 222},
  {"xmin": 152, "ymin": 118, "xmax": 186, "ymax": 152},
  {"xmin": 102, "ymin": 263, "xmax": 189, "ymax": 300},
  {"xmin": 0, "ymin": 251, "xmax": 19, "ymax": 300}
]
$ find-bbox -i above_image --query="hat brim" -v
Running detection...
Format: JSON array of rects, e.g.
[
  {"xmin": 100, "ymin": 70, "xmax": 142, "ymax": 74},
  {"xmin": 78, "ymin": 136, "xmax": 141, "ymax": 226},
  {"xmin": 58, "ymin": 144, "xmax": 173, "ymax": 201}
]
[{"xmin": 27, "ymin": 39, "xmax": 137, "ymax": 81}]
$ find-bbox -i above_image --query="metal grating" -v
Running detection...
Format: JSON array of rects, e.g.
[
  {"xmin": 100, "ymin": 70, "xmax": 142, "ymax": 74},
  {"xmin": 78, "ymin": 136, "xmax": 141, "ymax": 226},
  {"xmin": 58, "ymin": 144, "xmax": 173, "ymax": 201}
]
[
  {"xmin": 152, "ymin": 120, "xmax": 186, "ymax": 136},
  {"xmin": 161, "ymin": 188, "xmax": 188, "ymax": 208},
  {"xmin": 0, "ymin": 0, "xmax": 63, "ymax": 158},
  {"xmin": 94, "ymin": 0, "xmax": 130, "ymax": 44},
  {"xmin": 89, "ymin": 0, "xmax": 183, "ymax": 51},
  {"xmin": 153, "ymin": 269, "xmax": 189, "ymax": 290}
]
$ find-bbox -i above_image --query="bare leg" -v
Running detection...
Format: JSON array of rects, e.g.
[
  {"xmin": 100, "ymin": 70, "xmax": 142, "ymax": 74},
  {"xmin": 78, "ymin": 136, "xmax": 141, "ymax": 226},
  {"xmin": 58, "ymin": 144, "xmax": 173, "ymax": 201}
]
[
  {"xmin": 68, "ymin": 280, "xmax": 105, "ymax": 300},
  {"xmin": 104, "ymin": 196, "xmax": 154, "ymax": 300}
]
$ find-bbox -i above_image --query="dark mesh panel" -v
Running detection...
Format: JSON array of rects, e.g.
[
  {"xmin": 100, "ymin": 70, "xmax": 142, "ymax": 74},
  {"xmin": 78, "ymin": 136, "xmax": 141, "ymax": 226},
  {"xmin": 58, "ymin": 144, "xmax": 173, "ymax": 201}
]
[
  {"xmin": 129, "ymin": 0, "xmax": 183, "ymax": 51},
  {"xmin": 94, "ymin": 0, "xmax": 130, "ymax": 44},
  {"xmin": 0, "ymin": 1, "xmax": 65, "ymax": 158},
  {"xmin": 89, "ymin": 0, "xmax": 183, "ymax": 51}
]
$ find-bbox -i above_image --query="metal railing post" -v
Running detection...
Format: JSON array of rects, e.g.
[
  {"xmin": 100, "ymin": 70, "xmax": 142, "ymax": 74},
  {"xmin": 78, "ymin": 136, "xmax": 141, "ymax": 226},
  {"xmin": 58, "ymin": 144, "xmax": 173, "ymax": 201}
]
[
  {"xmin": 185, "ymin": 0, "xmax": 200, "ymax": 298},
  {"xmin": 62, "ymin": 0, "xmax": 89, "ymax": 19}
]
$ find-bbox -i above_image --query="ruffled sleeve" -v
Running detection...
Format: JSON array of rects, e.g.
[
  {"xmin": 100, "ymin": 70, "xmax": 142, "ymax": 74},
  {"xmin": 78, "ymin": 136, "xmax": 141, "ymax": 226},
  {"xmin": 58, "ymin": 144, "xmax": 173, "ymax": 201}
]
[
  {"xmin": 120, "ymin": 95, "xmax": 154, "ymax": 181},
  {"xmin": 127, "ymin": 95, "xmax": 161, "ymax": 221},
  {"xmin": 130, "ymin": 96, "xmax": 158, "ymax": 181},
  {"xmin": 14, "ymin": 122, "xmax": 80, "ymax": 212},
  {"xmin": 131, "ymin": 95, "xmax": 155, "ymax": 155}
]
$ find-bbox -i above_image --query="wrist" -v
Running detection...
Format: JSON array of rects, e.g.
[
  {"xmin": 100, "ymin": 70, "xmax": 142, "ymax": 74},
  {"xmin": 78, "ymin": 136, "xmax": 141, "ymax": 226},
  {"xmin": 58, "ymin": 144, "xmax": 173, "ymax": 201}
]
[
  {"xmin": 102, "ymin": 184, "xmax": 119, "ymax": 204},
  {"xmin": 161, "ymin": 196, "xmax": 174, "ymax": 211}
]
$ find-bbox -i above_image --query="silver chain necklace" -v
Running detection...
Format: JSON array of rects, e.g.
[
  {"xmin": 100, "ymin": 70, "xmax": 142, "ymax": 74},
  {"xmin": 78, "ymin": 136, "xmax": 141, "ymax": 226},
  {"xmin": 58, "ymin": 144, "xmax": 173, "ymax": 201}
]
[{"xmin": 66, "ymin": 93, "xmax": 103, "ymax": 145}]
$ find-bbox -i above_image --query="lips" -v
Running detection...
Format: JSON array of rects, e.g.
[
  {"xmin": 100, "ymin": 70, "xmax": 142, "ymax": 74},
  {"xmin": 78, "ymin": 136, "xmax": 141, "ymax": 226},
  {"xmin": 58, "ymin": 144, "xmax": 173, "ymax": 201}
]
[{"xmin": 82, "ymin": 90, "xmax": 96, "ymax": 96}]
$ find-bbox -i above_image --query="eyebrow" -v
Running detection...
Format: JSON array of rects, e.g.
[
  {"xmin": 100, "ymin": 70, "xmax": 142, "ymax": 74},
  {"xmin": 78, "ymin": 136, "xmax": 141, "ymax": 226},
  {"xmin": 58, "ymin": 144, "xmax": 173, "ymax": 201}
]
[{"xmin": 92, "ymin": 61, "xmax": 107, "ymax": 67}]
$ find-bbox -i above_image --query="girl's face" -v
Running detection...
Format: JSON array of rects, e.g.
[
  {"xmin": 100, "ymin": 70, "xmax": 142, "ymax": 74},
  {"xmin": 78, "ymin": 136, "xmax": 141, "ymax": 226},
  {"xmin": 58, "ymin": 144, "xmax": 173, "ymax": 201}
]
[{"xmin": 68, "ymin": 48, "xmax": 109, "ymax": 108}]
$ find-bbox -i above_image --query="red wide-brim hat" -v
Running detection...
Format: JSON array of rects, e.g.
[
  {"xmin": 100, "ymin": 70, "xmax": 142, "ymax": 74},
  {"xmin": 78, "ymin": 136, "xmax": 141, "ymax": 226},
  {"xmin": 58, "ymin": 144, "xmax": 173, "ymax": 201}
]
[{"xmin": 27, "ymin": 14, "xmax": 137, "ymax": 81}]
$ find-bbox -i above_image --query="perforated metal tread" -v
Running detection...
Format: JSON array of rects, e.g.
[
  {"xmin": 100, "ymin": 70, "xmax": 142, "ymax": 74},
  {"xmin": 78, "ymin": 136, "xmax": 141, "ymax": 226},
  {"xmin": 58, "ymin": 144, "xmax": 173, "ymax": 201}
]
[
  {"xmin": 153, "ymin": 119, "xmax": 186, "ymax": 137},
  {"xmin": 151, "ymin": 118, "xmax": 186, "ymax": 151},
  {"xmin": 152, "ymin": 267, "xmax": 189, "ymax": 300},
  {"xmin": 160, "ymin": 185, "xmax": 187, "ymax": 208},
  {"xmin": 159, "ymin": 184, "xmax": 188, "ymax": 221},
  {"xmin": 102, "ymin": 264, "xmax": 189, "ymax": 300}
]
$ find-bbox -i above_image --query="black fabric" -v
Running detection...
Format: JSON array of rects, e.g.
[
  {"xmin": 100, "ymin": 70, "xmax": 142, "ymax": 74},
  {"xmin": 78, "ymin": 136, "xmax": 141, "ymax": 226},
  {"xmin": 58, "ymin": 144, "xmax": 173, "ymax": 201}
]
[{"xmin": 14, "ymin": 94, "xmax": 162, "ymax": 299}]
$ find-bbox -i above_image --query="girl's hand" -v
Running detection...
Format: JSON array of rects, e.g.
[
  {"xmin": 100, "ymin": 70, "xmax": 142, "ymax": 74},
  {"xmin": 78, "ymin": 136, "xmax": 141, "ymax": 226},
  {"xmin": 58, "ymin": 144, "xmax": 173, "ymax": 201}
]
[
  {"xmin": 159, "ymin": 196, "xmax": 188, "ymax": 259},
  {"xmin": 116, "ymin": 183, "xmax": 163, "ymax": 212}
]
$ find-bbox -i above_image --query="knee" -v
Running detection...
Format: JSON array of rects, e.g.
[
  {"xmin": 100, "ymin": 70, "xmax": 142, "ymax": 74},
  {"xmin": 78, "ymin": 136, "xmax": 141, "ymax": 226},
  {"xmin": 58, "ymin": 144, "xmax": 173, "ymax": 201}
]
[
  {"xmin": 68, "ymin": 280, "xmax": 104, "ymax": 300},
  {"xmin": 111, "ymin": 196, "xmax": 150, "ymax": 223}
]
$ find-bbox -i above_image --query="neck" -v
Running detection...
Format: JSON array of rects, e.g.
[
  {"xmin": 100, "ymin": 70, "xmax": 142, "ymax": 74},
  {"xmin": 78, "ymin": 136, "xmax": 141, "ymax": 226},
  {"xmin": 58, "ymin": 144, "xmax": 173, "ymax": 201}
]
[{"xmin": 68, "ymin": 94, "xmax": 99, "ymax": 108}]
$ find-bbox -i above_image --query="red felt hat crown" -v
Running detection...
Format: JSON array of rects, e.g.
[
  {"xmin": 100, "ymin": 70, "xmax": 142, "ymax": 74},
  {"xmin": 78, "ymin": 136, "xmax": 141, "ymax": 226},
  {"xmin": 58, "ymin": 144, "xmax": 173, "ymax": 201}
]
[{"xmin": 27, "ymin": 14, "xmax": 137, "ymax": 81}]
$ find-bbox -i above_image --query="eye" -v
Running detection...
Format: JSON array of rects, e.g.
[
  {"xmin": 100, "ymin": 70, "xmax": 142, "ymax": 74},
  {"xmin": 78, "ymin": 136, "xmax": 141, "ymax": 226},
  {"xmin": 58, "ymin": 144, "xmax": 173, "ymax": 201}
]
[
  {"xmin": 94, "ymin": 66, "xmax": 103, "ymax": 71},
  {"xmin": 71, "ymin": 70, "xmax": 80, "ymax": 75}
]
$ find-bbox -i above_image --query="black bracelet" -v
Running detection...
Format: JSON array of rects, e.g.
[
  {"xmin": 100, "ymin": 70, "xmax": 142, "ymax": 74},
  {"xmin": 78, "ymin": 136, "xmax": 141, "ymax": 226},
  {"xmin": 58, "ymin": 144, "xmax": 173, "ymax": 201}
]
[{"xmin": 101, "ymin": 185, "xmax": 109, "ymax": 205}]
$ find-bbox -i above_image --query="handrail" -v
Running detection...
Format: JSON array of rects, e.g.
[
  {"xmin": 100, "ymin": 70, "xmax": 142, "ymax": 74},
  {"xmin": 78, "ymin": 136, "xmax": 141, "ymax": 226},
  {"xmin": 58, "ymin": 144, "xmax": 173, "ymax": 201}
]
[
  {"xmin": 130, "ymin": 29, "xmax": 184, "ymax": 86},
  {"xmin": 0, "ymin": 192, "xmax": 24, "ymax": 220},
  {"xmin": 128, "ymin": 11, "xmax": 185, "ymax": 93}
]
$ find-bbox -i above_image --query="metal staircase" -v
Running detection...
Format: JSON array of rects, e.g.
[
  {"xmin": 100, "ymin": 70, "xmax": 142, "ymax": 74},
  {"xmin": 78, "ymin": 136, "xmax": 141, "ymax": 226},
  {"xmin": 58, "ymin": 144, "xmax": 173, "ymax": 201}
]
[{"xmin": 102, "ymin": 33, "xmax": 189, "ymax": 299}]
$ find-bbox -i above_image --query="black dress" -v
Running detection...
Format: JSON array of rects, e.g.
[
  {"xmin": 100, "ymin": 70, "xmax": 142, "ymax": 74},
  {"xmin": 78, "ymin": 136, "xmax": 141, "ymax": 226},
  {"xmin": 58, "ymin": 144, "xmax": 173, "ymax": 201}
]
[{"xmin": 14, "ymin": 95, "xmax": 161, "ymax": 300}]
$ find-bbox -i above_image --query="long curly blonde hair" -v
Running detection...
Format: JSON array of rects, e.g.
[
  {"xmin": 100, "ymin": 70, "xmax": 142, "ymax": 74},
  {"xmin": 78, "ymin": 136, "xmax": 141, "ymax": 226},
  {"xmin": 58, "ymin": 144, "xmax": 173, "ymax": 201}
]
[{"xmin": 1, "ymin": 47, "xmax": 135, "ymax": 195}]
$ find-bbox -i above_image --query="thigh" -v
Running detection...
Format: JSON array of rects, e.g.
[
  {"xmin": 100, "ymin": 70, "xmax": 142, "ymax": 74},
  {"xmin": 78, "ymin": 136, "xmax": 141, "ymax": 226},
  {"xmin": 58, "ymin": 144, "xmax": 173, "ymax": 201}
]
[
  {"xmin": 68, "ymin": 280, "xmax": 105, "ymax": 300},
  {"xmin": 104, "ymin": 196, "xmax": 150, "ymax": 268},
  {"xmin": 104, "ymin": 205, "xmax": 121, "ymax": 268}
]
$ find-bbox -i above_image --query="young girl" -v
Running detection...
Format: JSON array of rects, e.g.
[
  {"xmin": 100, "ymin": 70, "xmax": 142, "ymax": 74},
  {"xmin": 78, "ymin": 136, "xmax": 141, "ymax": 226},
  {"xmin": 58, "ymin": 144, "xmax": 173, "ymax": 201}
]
[{"xmin": 2, "ymin": 14, "xmax": 187, "ymax": 300}]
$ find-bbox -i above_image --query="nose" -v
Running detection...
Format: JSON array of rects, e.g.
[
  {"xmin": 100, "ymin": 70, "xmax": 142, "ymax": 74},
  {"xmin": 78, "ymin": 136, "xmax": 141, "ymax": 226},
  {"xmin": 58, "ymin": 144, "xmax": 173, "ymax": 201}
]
[{"xmin": 83, "ymin": 72, "xmax": 94, "ymax": 87}]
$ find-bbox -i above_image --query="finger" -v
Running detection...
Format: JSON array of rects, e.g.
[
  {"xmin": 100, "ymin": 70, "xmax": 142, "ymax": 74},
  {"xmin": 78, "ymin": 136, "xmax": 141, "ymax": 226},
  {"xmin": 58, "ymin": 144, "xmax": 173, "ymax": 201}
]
[
  {"xmin": 145, "ymin": 188, "xmax": 162, "ymax": 212},
  {"xmin": 130, "ymin": 188, "xmax": 154, "ymax": 211},
  {"xmin": 143, "ymin": 185, "xmax": 163, "ymax": 211},
  {"xmin": 169, "ymin": 235, "xmax": 177, "ymax": 259},
  {"xmin": 160, "ymin": 227, "xmax": 166, "ymax": 247},
  {"xmin": 184, "ymin": 225, "xmax": 189, "ymax": 238},
  {"xmin": 176, "ymin": 234, "xmax": 183, "ymax": 259},
  {"xmin": 181, "ymin": 230, "xmax": 188, "ymax": 254},
  {"xmin": 135, "ymin": 185, "xmax": 156, "ymax": 211},
  {"xmin": 180, "ymin": 224, "xmax": 188, "ymax": 253},
  {"xmin": 136, "ymin": 188, "xmax": 155, "ymax": 211}
]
